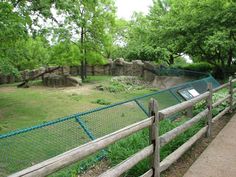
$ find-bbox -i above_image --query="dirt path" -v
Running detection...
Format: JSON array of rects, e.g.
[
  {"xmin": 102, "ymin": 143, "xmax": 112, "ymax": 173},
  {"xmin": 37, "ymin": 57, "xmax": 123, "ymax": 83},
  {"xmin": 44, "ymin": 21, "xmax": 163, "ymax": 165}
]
[{"xmin": 183, "ymin": 113, "xmax": 236, "ymax": 177}]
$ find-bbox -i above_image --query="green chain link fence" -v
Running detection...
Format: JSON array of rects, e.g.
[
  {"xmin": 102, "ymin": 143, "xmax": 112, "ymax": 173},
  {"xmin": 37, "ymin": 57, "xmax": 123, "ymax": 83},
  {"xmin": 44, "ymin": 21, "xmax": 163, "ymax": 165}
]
[{"xmin": 0, "ymin": 69, "xmax": 220, "ymax": 176}]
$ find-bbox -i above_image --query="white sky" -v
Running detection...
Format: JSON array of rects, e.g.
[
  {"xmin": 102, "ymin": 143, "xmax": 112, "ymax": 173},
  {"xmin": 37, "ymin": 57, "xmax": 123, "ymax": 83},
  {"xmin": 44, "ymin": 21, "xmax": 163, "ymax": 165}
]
[{"xmin": 115, "ymin": 0, "xmax": 153, "ymax": 20}]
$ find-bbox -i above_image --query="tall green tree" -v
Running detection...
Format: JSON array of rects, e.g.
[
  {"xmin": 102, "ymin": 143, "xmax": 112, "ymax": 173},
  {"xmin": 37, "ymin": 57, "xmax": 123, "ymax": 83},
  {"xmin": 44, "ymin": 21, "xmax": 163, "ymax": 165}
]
[
  {"xmin": 158, "ymin": 0, "xmax": 236, "ymax": 75},
  {"xmin": 55, "ymin": 0, "xmax": 116, "ymax": 80},
  {"xmin": 0, "ymin": 1, "xmax": 28, "ymax": 74}
]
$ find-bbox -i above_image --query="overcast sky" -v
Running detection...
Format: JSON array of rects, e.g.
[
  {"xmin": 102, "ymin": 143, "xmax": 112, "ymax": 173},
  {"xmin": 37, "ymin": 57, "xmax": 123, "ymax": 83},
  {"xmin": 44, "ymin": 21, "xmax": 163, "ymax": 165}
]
[{"xmin": 115, "ymin": 0, "xmax": 153, "ymax": 20}]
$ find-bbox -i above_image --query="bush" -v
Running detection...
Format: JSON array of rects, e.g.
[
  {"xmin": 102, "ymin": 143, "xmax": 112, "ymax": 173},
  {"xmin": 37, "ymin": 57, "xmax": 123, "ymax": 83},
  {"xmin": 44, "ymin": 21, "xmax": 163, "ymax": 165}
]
[
  {"xmin": 177, "ymin": 62, "xmax": 213, "ymax": 73},
  {"xmin": 92, "ymin": 99, "xmax": 111, "ymax": 105}
]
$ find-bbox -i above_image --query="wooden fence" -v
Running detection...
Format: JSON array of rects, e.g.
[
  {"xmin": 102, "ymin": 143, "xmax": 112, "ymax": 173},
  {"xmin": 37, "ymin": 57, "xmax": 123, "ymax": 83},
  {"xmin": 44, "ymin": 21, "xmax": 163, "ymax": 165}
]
[{"xmin": 9, "ymin": 78, "xmax": 236, "ymax": 177}]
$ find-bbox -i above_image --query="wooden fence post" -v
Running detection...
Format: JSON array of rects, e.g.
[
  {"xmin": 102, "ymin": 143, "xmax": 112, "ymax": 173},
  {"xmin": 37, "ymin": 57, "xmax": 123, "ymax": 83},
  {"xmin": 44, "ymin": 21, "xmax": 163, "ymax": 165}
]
[
  {"xmin": 206, "ymin": 83, "xmax": 213, "ymax": 137},
  {"xmin": 229, "ymin": 76, "xmax": 233, "ymax": 112},
  {"xmin": 149, "ymin": 98, "xmax": 160, "ymax": 177}
]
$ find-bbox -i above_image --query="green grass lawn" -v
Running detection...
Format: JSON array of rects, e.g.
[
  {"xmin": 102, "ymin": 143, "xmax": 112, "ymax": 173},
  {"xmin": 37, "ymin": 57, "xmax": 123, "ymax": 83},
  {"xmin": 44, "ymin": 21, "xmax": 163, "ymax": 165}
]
[
  {"xmin": 0, "ymin": 76, "xmax": 156, "ymax": 176},
  {"xmin": 0, "ymin": 76, "xmax": 153, "ymax": 134}
]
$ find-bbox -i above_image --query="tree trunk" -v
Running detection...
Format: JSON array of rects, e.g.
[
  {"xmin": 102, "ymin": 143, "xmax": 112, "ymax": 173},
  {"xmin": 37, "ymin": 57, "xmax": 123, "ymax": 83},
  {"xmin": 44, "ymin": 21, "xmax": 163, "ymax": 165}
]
[
  {"xmin": 80, "ymin": 26, "xmax": 85, "ymax": 81},
  {"xmin": 84, "ymin": 47, "xmax": 87, "ymax": 79},
  {"xmin": 227, "ymin": 48, "xmax": 233, "ymax": 67},
  {"xmin": 169, "ymin": 54, "xmax": 174, "ymax": 65},
  {"xmin": 80, "ymin": 61, "xmax": 85, "ymax": 81},
  {"xmin": 17, "ymin": 66, "xmax": 61, "ymax": 88}
]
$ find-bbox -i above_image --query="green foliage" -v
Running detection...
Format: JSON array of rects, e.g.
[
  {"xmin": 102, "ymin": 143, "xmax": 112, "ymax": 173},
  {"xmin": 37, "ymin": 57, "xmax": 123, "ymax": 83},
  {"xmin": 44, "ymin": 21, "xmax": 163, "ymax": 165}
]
[
  {"xmin": 16, "ymin": 37, "xmax": 51, "ymax": 70},
  {"xmin": 158, "ymin": 0, "xmax": 236, "ymax": 69},
  {"xmin": 177, "ymin": 62, "xmax": 214, "ymax": 73},
  {"xmin": 106, "ymin": 81, "xmax": 127, "ymax": 93},
  {"xmin": 0, "ymin": 2, "xmax": 27, "ymax": 74},
  {"xmin": 92, "ymin": 99, "xmax": 111, "ymax": 105},
  {"xmin": 100, "ymin": 79, "xmax": 146, "ymax": 93},
  {"xmin": 108, "ymin": 118, "xmax": 205, "ymax": 176},
  {"xmin": 0, "ymin": 0, "xmax": 116, "ymax": 76},
  {"xmin": 50, "ymin": 41, "xmax": 81, "ymax": 66}
]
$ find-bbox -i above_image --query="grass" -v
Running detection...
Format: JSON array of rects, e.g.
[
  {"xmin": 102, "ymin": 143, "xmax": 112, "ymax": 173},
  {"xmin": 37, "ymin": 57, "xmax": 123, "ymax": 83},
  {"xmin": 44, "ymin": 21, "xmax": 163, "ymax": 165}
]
[
  {"xmin": 107, "ymin": 118, "xmax": 205, "ymax": 176},
  {"xmin": 0, "ymin": 76, "xmax": 152, "ymax": 134},
  {"xmin": 0, "ymin": 76, "xmax": 230, "ymax": 177},
  {"xmin": 0, "ymin": 76, "xmax": 154, "ymax": 176}
]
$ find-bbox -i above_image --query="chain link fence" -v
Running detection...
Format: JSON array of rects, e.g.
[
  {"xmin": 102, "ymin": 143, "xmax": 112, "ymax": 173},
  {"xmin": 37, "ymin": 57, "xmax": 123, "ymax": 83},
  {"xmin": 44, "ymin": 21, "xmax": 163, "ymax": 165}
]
[{"xmin": 0, "ymin": 69, "xmax": 220, "ymax": 176}]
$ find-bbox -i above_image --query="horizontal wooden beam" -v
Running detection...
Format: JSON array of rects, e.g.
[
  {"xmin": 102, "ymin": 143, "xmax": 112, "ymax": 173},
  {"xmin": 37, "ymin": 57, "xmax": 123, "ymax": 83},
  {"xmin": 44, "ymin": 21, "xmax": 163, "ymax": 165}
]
[
  {"xmin": 140, "ymin": 169, "xmax": 153, "ymax": 177},
  {"xmin": 233, "ymin": 88, "xmax": 236, "ymax": 94},
  {"xmin": 160, "ymin": 126, "xmax": 208, "ymax": 172},
  {"xmin": 160, "ymin": 109, "xmax": 208, "ymax": 147},
  {"xmin": 159, "ymin": 92, "xmax": 209, "ymax": 119},
  {"xmin": 212, "ymin": 95, "xmax": 230, "ymax": 108},
  {"xmin": 99, "ymin": 145, "xmax": 153, "ymax": 177},
  {"xmin": 212, "ymin": 107, "xmax": 230, "ymax": 123},
  {"xmin": 213, "ymin": 83, "xmax": 229, "ymax": 92},
  {"xmin": 232, "ymin": 78, "xmax": 236, "ymax": 83},
  {"xmin": 9, "ymin": 117, "xmax": 154, "ymax": 177}
]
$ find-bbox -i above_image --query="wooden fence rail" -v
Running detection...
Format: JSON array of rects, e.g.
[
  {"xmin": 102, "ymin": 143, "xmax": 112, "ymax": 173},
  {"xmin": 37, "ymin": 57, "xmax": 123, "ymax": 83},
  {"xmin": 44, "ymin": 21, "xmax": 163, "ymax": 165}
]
[{"xmin": 10, "ymin": 78, "xmax": 236, "ymax": 177}]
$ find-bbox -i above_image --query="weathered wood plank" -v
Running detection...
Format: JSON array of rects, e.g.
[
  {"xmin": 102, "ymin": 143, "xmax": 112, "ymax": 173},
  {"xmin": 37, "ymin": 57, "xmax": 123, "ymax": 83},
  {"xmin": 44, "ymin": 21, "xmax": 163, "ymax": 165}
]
[
  {"xmin": 98, "ymin": 145, "xmax": 154, "ymax": 177},
  {"xmin": 159, "ymin": 92, "xmax": 209, "ymax": 119},
  {"xmin": 141, "ymin": 169, "xmax": 153, "ymax": 177},
  {"xmin": 206, "ymin": 83, "xmax": 213, "ymax": 137},
  {"xmin": 212, "ymin": 107, "xmax": 230, "ymax": 123},
  {"xmin": 160, "ymin": 126, "xmax": 208, "ymax": 172},
  {"xmin": 149, "ymin": 99, "xmax": 160, "ymax": 177},
  {"xmin": 9, "ymin": 117, "xmax": 154, "ymax": 177},
  {"xmin": 233, "ymin": 88, "xmax": 236, "ymax": 94},
  {"xmin": 232, "ymin": 78, "xmax": 236, "ymax": 83},
  {"xmin": 212, "ymin": 95, "xmax": 230, "ymax": 108},
  {"xmin": 160, "ymin": 109, "xmax": 208, "ymax": 147}
]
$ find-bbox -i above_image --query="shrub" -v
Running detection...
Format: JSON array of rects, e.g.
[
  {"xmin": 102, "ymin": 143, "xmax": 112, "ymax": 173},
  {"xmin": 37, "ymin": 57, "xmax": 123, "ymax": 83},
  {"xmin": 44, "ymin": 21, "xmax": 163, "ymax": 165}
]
[
  {"xmin": 92, "ymin": 99, "xmax": 111, "ymax": 105},
  {"xmin": 177, "ymin": 62, "xmax": 213, "ymax": 73}
]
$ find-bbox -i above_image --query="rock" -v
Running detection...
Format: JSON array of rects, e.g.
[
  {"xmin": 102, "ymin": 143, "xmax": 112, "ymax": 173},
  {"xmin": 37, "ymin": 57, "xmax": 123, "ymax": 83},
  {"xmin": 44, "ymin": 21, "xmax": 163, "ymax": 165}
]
[
  {"xmin": 70, "ymin": 66, "xmax": 80, "ymax": 76},
  {"xmin": 96, "ymin": 85, "xmax": 105, "ymax": 91},
  {"xmin": 143, "ymin": 61, "xmax": 156, "ymax": 81},
  {"xmin": 114, "ymin": 58, "xmax": 125, "ymax": 66},
  {"xmin": 66, "ymin": 76, "xmax": 82, "ymax": 86},
  {"xmin": 42, "ymin": 74, "xmax": 82, "ymax": 87},
  {"xmin": 132, "ymin": 60, "xmax": 144, "ymax": 77}
]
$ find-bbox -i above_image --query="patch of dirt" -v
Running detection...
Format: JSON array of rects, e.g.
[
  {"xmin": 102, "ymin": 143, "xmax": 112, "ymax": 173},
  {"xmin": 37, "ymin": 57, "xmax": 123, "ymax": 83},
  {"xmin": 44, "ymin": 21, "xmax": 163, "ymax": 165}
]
[
  {"xmin": 152, "ymin": 76, "xmax": 192, "ymax": 89},
  {"xmin": 162, "ymin": 112, "xmax": 233, "ymax": 177},
  {"xmin": 0, "ymin": 87, "xmax": 16, "ymax": 93},
  {"xmin": 78, "ymin": 159, "xmax": 109, "ymax": 177},
  {"xmin": 62, "ymin": 84, "xmax": 96, "ymax": 95}
]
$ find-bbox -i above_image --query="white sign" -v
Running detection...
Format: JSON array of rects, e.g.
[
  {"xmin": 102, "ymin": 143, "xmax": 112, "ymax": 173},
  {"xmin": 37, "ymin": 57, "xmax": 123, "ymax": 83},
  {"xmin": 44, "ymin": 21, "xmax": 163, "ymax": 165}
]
[{"xmin": 188, "ymin": 89, "xmax": 200, "ymax": 97}]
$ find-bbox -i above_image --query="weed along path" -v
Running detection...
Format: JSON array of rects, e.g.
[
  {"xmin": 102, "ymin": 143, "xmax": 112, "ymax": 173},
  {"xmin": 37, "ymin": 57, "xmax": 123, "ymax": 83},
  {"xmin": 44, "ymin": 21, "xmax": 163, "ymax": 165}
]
[{"xmin": 183, "ymin": 113, "xmax": 236, "ymax": 177}]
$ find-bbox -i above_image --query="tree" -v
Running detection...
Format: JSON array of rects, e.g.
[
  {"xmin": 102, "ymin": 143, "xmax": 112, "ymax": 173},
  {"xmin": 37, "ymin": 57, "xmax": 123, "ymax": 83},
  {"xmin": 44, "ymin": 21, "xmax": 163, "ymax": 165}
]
[
  {"xmin": 0, "ymin": 0, "xmax": 117, "ymax": 81},
  {"xmin": 0, "ymin": 1, "xmax": 28, "ymax": 75},
  {"xmin": 54, "ymin": 0, "xmax": 116, "ymax": 81},
  {"xmin": 50, "ymin": 41, "xmax": 81, "ymax": 66},
  {"xmin": 158, "ymin": 0, "xmax": 236, "ymax": 76}
]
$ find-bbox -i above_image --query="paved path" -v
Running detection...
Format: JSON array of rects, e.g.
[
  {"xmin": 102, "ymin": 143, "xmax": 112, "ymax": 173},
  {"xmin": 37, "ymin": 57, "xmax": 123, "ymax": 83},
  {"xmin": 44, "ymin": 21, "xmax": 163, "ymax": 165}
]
[{"xmin": 184, "ymin": 114, "xmax": 236, "ymax": 177}]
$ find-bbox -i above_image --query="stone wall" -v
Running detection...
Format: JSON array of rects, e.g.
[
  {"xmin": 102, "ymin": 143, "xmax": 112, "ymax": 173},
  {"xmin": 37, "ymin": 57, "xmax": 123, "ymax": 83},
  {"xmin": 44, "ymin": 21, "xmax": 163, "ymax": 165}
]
[{"xmin": 0, "ymin": 59, "xmax": 158, "ymax": 84}]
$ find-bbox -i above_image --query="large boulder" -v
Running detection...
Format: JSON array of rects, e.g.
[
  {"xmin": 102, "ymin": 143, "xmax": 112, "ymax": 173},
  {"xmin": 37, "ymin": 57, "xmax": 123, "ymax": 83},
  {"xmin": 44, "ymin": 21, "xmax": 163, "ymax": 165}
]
[
  {"xmin": 143, "ymin": 61, "xmax": 156, "ymax": 81},
  {"xmin": 132, "ymin": 60, "xmax": 144, "ymax": 77},
  {"xmin": 42, "ymin": 74, "xmax": 82, "ymax": 87}
]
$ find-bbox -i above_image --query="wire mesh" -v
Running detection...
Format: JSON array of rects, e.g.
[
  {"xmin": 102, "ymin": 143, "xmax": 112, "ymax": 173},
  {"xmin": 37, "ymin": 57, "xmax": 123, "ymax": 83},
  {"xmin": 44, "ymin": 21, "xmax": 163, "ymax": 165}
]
[{"xmin": 0, "ymin": 74, "xmax": 220, "ymax": 176}]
